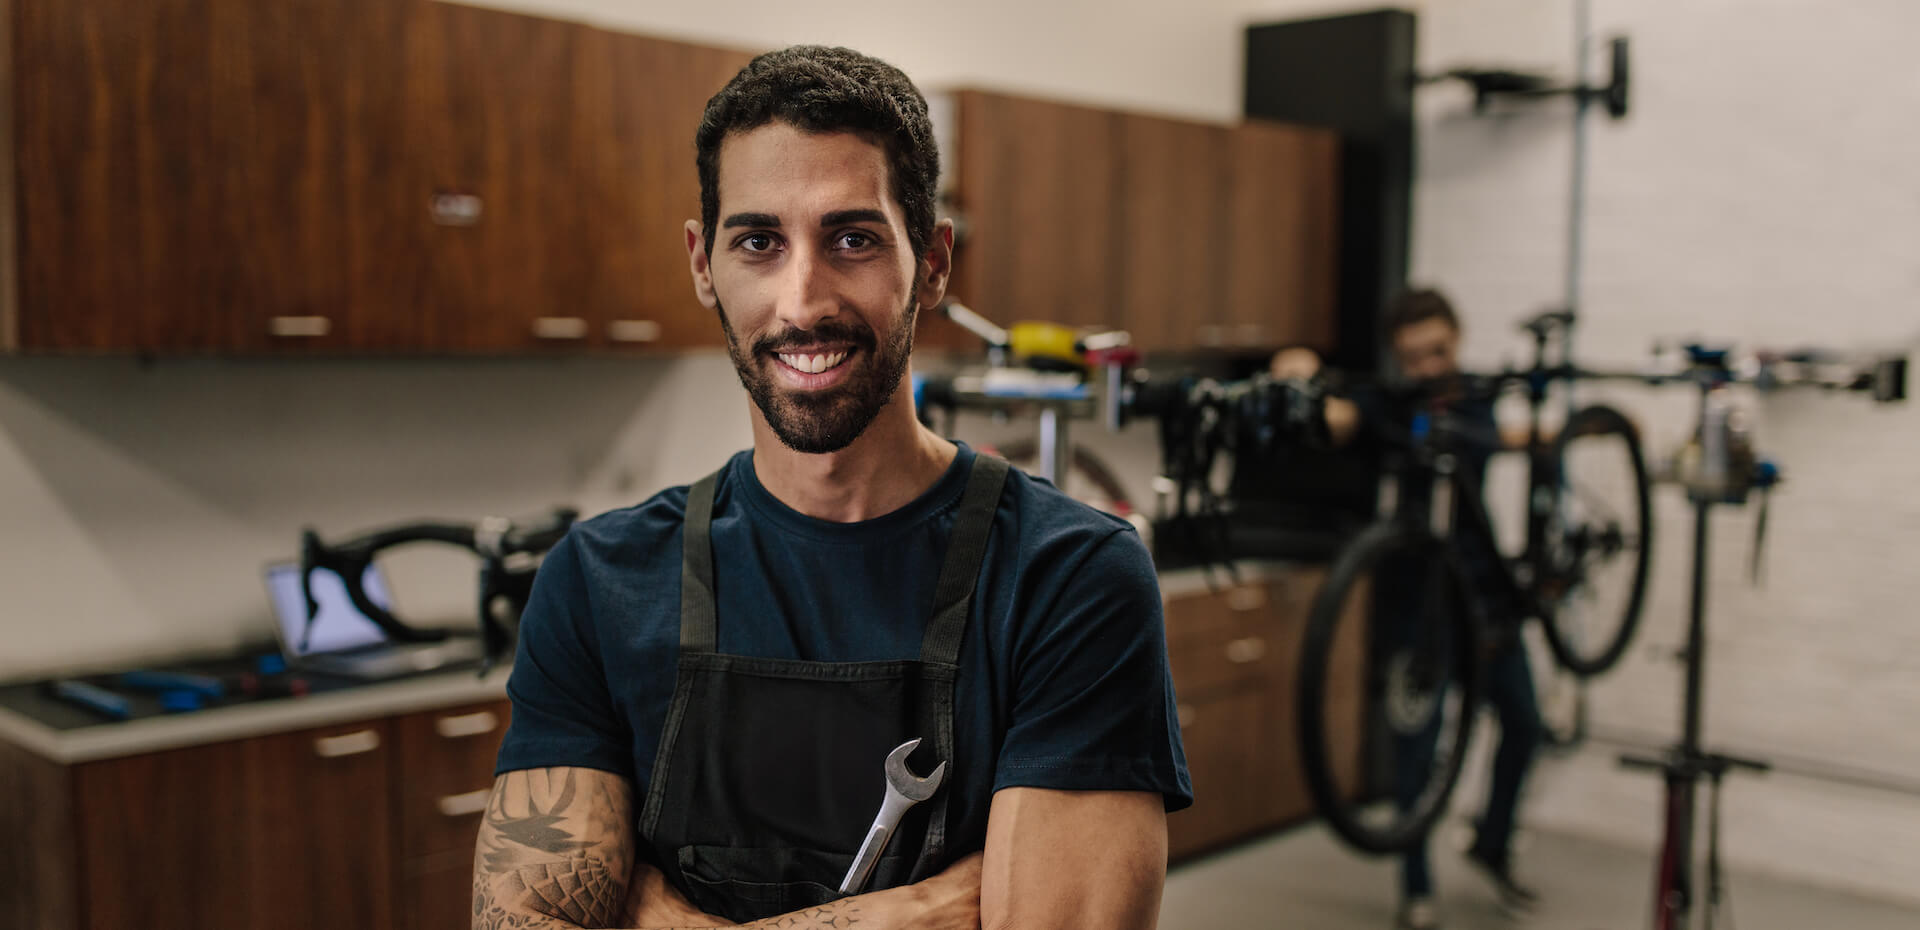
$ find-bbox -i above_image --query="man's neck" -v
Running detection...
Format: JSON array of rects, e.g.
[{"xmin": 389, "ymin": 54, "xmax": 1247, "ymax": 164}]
[{"xmin": 748, "ymin": 396, "xmax": 958, "ymax": 523}]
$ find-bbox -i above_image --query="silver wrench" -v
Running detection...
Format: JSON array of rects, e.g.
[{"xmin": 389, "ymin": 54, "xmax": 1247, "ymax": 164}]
[{"xmin": 838, "ymin": 737, "xmax": 947, "ymax": 895}]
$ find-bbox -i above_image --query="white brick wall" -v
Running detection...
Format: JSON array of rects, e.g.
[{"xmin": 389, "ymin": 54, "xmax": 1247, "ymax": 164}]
[{"xmin": 1408, "ymin": 0, "xmax": 1920, "ymax": 905}]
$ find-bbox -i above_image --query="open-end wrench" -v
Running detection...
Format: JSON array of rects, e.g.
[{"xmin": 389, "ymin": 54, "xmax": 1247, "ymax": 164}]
[{"xmin": 838, "ymin": 737, "xmax": 947, "ymax": 895}]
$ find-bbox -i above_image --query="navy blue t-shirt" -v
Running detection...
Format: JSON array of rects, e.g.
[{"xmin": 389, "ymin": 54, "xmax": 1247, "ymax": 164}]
[{"xmin": 496, "ymin": 443, "xmax": 1193, "ymax": 861}]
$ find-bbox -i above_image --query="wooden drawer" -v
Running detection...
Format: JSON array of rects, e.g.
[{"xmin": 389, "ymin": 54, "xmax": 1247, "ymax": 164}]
[
  {"xmin": 399, "ymin": 854, "xmax": 476, "ymax": 930},
  {"xmin": 1164, "ymin": 582, "xmax": 1284, "ymax": 699},
  {"xmin": 1167, "ymin": 686, "xmax": 1268, "ymax": 860},
  {"xmin": 393, "ymin": 700, "xmax": 510, "ymax": 862}
]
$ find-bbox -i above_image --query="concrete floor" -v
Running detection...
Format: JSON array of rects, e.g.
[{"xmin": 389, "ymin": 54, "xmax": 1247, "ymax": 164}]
[{"xmin": 1161, "ymin": 821, "xmax": 1920, "ymax": 930}]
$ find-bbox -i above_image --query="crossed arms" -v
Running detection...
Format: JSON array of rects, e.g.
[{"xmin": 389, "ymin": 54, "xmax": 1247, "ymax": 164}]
[{"xmin": 472, "ymin": 766, "xmax": 1168, "ymax": 930}]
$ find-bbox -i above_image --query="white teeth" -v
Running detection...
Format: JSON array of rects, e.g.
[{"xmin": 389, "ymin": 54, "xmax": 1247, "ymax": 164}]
[{"xmin": 778, "ymin": 350, "xmax": 849, "ymax": 374}]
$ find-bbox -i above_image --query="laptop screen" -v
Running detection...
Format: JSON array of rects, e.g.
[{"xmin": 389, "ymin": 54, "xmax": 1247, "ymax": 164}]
[{"xmin": 264, "ymin": 562, "xmax": 396, "ymax": 657}]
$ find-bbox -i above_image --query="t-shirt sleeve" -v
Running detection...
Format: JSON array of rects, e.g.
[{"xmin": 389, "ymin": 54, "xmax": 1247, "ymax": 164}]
[
  {"xmin": 993, "ymin": 527, "xmax": 1194, "ymax": 811},
  {"xmin": 494, "ymin": 533, "xmax": 634, "ymax": 778}
]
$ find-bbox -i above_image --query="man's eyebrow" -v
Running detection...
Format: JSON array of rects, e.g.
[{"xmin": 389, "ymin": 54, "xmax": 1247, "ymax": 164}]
[
  {"xmin": 821, "ymin": 208, "xmax": 888, "ymax": 227},
  {"xmin": 722, "ymin": 212, "xmax": 780, "ymax": 229}
]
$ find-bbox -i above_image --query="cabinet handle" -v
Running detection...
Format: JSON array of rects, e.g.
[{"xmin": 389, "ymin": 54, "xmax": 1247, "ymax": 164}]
[
  {"xmin": 1177, "ymin": 704, "xmax": 1196, "ymax": 728},
  {"xmin": 313, "ymin": 730, "xmax": 380, "ymax": 758},
  {"xmin": 1226, "ymin": 585, "xmax": 1268, "ymax": 612},
  {"xmin": 438, "ymin": 789, "xmax": 493, "ymax": 818},
  {"xmin": 429, "ymin": 192, "xmax": 484, "ymax": 226},
  {"xmin": 435, "ymin": 710, "xmax": 500, "ymax": 740},
  {"xmin": 268, "ymin": 316, "xmax": 332, "ymax": 338},
  {"xmin": 1235, "ymin": 323, "xmax": 1267, "ymax": 345},
  {"xmin": 1225, "ymin": 637, "xmax": 1268, "ymax": 664},
  {"xmin": 1198, "ymin": 325, "xmax": 1227, "ymax": 347},
  {"xmin": 532, "ymin": 317, "xmax": 589, "ymax": 340},
  {"xmin": 607, "ymin": 319, "xmax": 662, "ymax": 343}
]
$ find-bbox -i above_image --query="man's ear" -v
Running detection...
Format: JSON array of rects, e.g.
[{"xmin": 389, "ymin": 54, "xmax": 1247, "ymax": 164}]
[
  {"xmin": 686, "ymin": 220, "xmax": 718, "ymax": 310},
  {"xmin": 915, "ymin": 219, "xmax": 956, "ymax": 311}
]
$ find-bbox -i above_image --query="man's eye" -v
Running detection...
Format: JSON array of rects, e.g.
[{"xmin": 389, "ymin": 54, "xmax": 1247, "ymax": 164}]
[
  {"xmin": 741, "ymin": 234, "xmax": 776, "ymax": 252},
  {"xmin": 835, "ymin": 232, "xmax": 873, "ymax": 250}
]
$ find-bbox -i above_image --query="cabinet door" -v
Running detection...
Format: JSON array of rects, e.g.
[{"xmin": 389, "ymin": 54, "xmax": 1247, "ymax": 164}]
[
  {"xmin": 247, "ymin": 722, "xmax": 398, "ymax": 930},
  {"xmin": 394, "ymin": 700, "xmax": 511, "ymax": 930},
  {"xmin": 403, "ymin": 2, "xmax": 597, "ymax": 352},
  {"xmin": 1223, "ymin": 121, "xmax": 1341, "ymax": 352},
  {"xmin": 15, "ymin": 0, "xmax": 232, "ymax": 350},
  {"xmin": 579, "ymin": 32, "xmax": 752, "ymax": 351},
  {"xmin": 14, "ymin": 0, "xmax": 419, "ymax": 353},
  {"xmin": 73, "ymin": 719, "xmax": 394, "ymax": 930},
  {"xmin": 950, "ymin": 92, "xmax": 1121, "ymax": 347},
  {"xmin": 210, "ymin": 0, "xmax": 420, "ymax": 352},
  {"xmin": 1115, "ymin": 114, "xmax": 1229, "ymax": 353}
]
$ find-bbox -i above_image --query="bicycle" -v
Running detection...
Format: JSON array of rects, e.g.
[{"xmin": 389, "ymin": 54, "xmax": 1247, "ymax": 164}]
[{"xmin": 1293, "ymin": 309, "xmax": 1654, "ymax": 855}]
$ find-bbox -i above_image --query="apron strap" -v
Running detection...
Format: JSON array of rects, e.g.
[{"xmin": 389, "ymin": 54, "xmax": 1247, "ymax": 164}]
[
  {"xmin": 920, "ymin": 454, "xmax": 1010, "ymax": 666},
  {"xmin": 680, "ymin": 469, "xmax": 723, "ymax": 654}
]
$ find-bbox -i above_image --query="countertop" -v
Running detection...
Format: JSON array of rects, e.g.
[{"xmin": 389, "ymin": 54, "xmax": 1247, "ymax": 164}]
[
  {"xmin": 0, "ymin": 562, "xmax": 1311, "ymax": 766},
  {"xmin": 0, "ymin": 664, "xmax": 510, "ymax": 765},
  {"xmin": 1155, "ymin": 559, "xmax": 1312, "ymax": 600}
]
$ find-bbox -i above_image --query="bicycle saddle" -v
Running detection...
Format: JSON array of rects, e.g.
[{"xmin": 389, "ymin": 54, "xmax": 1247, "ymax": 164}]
[{"xmin": 1518, "ymin": 308, "xmax": 1577, "ymax": 339}]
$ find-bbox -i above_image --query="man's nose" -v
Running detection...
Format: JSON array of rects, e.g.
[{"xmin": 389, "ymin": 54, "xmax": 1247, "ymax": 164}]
[{"xmin": 775, "ymin": 246, "xmax": 840, "ymax": 332}]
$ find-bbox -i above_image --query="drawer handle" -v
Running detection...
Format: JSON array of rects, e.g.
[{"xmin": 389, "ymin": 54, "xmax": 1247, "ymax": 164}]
[
  {"xmin": 268, "ymin": 316, "xmax": 331, "ymax": 338},
  {"xmin": 435, "ymin": 711, "xmax": 500, "ymax": 740},
  {"xmin": 313, "ymin": 730, "xmax": 380, "ymax": 758},
  {"xmin": 1177, "ymin": 705, "xmax": 1196, "ymax": 728},
  {"xmin": 438, "ymin": 789, "xmax": 493, "ymax": 818},
  {"xmin": 532, "ymin": 316, "xmax": 589, "ymax": 340},
  {"xmin": 1226, "ymin": 585, "xmax": 1268, "ymax": 612},
  {"xmin": 1225, "ymin": 637, "xmax": 1268, "ymax": 664},
  {"xmin": 608, "ymin": 319, "xmax": 662, "ymax": 343},
  {"xmin": 429, "ymin": 191, "xmax": 484, "ymax": 226}
]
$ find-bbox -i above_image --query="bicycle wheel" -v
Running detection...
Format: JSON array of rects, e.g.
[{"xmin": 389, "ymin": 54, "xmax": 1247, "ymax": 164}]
[
  {"xmin": 1537, "ymin": 404, "xmax": 1653, "ymax": 677},
  {"xmin": 1297, "ymin": 522, "xmax": 1484, "ymax": 855}
]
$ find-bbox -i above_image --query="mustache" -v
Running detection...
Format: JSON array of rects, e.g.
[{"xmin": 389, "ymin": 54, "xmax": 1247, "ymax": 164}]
[{"xmin": 752, "ymin": 320, "xmax": 879, "ymax": 356}]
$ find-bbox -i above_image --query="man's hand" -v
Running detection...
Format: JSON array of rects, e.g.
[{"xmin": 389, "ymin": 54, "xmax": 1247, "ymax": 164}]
[{"xmin": 619, "ymin": 860, "xmax": 737, "ymax": 928}]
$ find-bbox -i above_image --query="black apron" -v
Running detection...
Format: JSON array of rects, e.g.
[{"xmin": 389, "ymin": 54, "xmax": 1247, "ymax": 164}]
[{"xmin": 638, "ymin": 454, "xmax": 1008, "ymax": 924}]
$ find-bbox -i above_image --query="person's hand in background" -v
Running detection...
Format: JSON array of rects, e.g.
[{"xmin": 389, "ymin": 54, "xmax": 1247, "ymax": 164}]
[{"xmin": 1269, "ymin": 347, "xmax": 1324, "ymax": 381}]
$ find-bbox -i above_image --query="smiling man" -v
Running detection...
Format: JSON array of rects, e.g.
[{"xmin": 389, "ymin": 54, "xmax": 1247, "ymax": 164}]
[{"xmin": 470, "ymin": 46, "xmax": 1190, "ymax": 930}]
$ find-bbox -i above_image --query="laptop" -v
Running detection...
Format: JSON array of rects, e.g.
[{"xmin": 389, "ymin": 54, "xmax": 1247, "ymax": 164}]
[{"xmin": 263, "ymin": 561, "xmax": 483, "ymax": 680}]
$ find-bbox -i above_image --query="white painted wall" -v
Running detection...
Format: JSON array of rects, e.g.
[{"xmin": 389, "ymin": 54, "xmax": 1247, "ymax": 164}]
[
  {"xmin": 1399, "ymin": 0, "xmax": 1920, "ymax": 908},
  {"xmin": 4, "ymin": 0, "xmax": 1916, "ymax": 908}
]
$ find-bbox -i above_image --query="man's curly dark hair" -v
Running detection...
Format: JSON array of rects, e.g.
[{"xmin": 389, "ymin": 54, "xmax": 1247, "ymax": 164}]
[{"xmin": 695, "ymin": 45, "xmax": 940, "ymax": 262}]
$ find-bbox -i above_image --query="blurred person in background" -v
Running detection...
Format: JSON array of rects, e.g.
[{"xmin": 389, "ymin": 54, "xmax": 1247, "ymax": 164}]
[{"xmin": 1272, "ymin": 289, "xmax": 1544, "ymax": 930}]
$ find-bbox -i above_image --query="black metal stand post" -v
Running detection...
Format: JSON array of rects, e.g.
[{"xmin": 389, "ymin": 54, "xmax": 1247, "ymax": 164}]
[{"xmin": 1620, "ymin": 497, "xmax": 1770, "ymax": 930}]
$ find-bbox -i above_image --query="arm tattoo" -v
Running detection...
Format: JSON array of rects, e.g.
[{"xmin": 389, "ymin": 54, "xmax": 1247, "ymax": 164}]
[
  {"xmin": 753, "ymin": 902, "xmax": 866, "ymax": 928},
  {"xmin": 474, "ymin": 769, "xmax": 632, "ymax": 928}
]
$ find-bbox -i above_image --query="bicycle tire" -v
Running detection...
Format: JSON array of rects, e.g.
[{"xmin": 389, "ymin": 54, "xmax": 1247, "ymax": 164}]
[
  {"xmin": 1296, "ymin": 522, "xmax": 1484, "ymax": 856},
  {"xmin": 1538, "ymin": 403, "xmax": 1653, "ymax": 677}
]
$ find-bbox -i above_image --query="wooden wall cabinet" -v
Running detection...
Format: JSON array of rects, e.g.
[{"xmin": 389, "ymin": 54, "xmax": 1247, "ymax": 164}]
[
  {"xmin": 948, "ymin": 90, "xmax": 1340, "ymax": 356},
  {"xmin": 1164, "ymin": 567, "xmax": 1368, "ymax": 861},
  {"xmin": 5, "ymin": 0, "xmax": 744, "ymax": 355},
  {"xmin": 1, "ymin": 698, "xmax": 509, "ymax": 930}
]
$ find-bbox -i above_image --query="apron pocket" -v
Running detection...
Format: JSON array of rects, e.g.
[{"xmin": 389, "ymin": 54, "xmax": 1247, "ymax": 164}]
[{"xmin": 675, "ymin": 844, "xmax": 910, "ymax": 923}]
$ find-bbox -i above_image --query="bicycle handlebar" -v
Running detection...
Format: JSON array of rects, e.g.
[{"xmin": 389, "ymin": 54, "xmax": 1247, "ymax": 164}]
[{"xmin": 298, "ymin": 507, "xmax": 578, "ymax": 675}]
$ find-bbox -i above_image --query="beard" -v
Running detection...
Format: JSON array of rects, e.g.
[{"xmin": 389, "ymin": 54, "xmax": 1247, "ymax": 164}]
[{"xmin": 718, "ymin": 297, "xmax": 918, "ymax": 455}]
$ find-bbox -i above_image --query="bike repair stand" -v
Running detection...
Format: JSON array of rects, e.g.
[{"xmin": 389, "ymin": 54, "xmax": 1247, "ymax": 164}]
[{"xmin": 1618, "ymin": 347, "xmax": 1771, "ymax": 930}]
